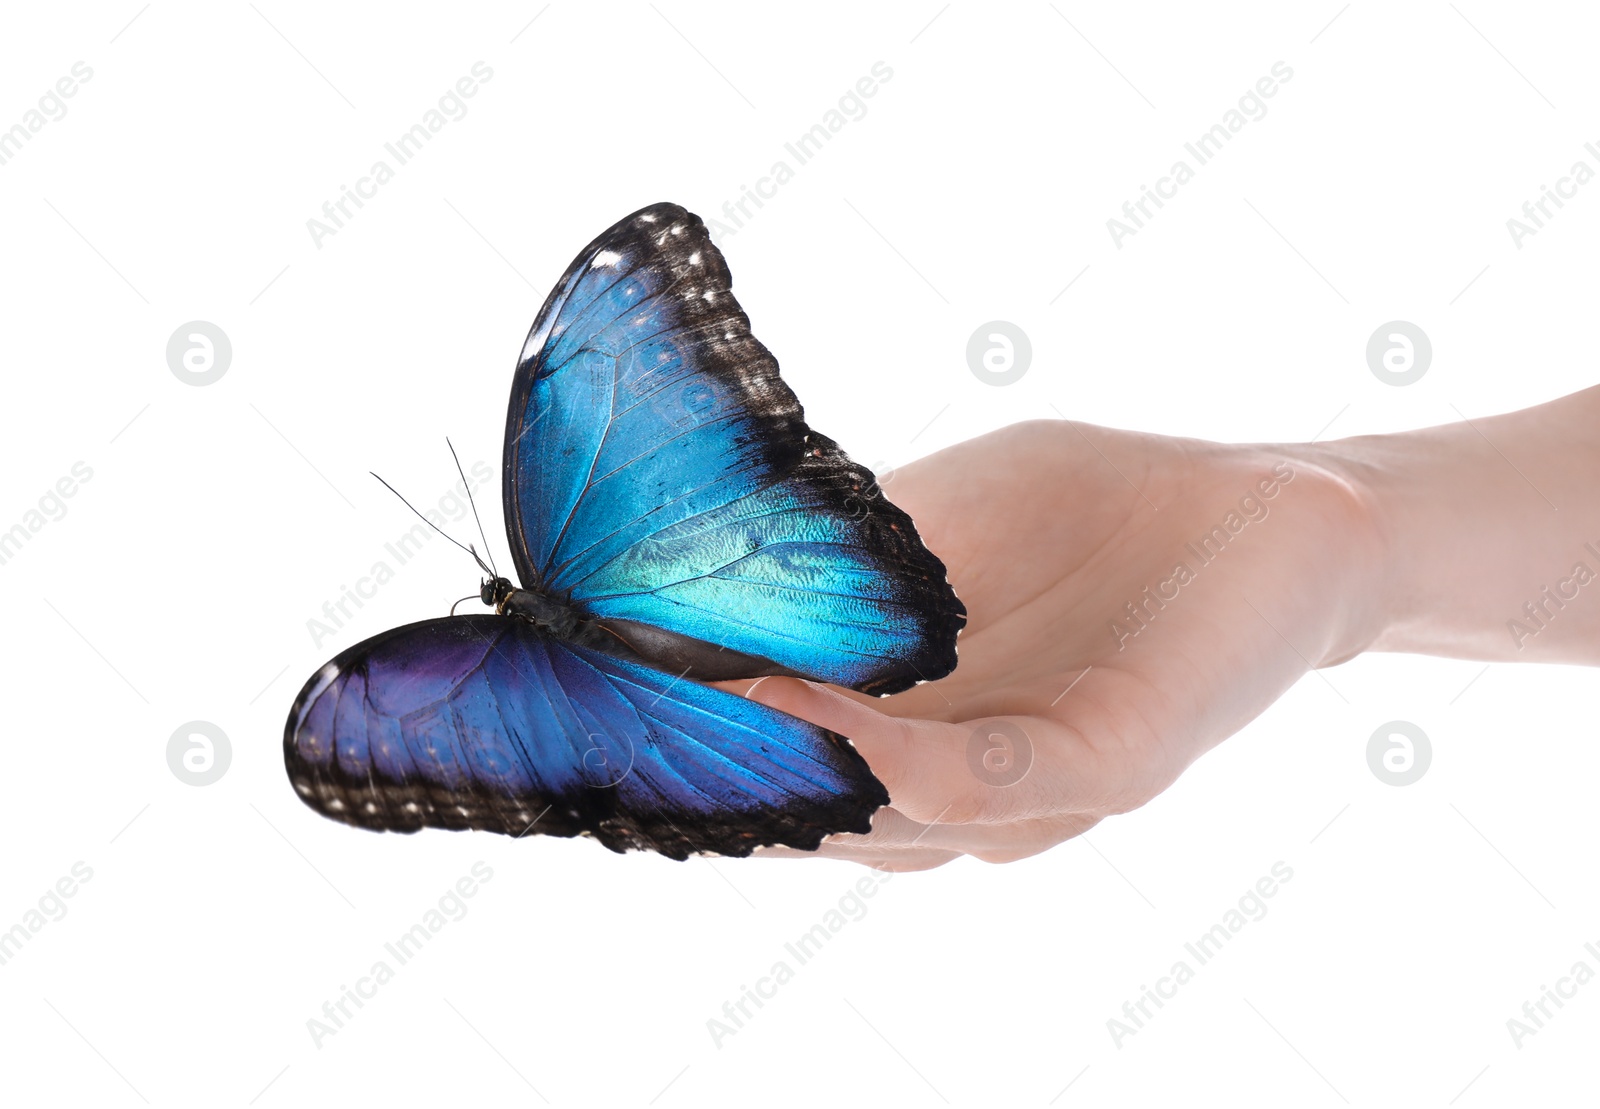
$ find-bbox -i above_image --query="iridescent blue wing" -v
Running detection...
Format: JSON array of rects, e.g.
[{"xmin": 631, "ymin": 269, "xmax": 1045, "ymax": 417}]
[
  {"xmin": 283, "ymin": 615, "xmax": 887, "ymax": 859},
  {"xmin": 503, "ymin": 202, "xmax": 965, "ymax": 695}
]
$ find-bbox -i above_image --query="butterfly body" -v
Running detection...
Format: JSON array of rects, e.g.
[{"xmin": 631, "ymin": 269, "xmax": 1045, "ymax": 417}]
[
  {"xmin": 487, "ymin": 577, "xmax": 583, "ymax": 640},
  {"xmin": 483, "ymin": 572, "xmax": 811, "ymax": 683},
  {"xmin": 285, "ymin": 202, "xmax": 965, "ymax": 859}
]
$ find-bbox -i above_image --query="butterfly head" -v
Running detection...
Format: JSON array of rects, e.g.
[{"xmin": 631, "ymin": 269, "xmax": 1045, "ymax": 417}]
[{"xmin": 480, "ymin": 576, "xmax": 516, "ymax": 610}]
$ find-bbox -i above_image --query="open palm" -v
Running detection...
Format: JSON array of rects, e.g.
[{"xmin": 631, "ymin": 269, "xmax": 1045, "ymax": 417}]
[{"xmin": 738, "ymin": 419, "xmax": 1381, "ymax": 869}]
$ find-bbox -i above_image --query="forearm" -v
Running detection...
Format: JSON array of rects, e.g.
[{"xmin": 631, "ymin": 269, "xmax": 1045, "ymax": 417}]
[{"xmin": 1305, "ymin": 386, "xmax": 1600, "ymax": 665}]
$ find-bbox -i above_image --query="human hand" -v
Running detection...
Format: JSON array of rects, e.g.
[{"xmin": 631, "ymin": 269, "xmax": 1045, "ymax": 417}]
[{"xmin": 729, "ymin": 418, "xmax": 1386, "ymax": 870}]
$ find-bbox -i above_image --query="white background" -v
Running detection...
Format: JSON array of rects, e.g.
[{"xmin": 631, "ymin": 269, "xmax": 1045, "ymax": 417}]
[{"xmin": 0, "ymin": 1, "xmax": 1596, "ymax": 1105}]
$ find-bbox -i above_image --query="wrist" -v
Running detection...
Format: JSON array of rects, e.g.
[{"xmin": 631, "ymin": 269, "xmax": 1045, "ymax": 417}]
[
  {"xmin": 1298, "ymin": 389, "xmax": 1600, "ymax": 665},
  {"xmin": 1267, "ymin": 439, "xmax": 1394, "ymax": 667}
]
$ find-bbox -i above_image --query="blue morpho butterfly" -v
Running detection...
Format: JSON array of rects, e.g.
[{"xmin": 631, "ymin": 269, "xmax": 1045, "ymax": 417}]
[{"xmin": 284, "ymin": 202, "xmax": 966, "ymax": 860}]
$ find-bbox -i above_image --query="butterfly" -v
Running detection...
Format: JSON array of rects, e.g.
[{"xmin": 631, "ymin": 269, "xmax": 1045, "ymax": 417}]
[{"xmin": 284, "ymin": 202, "xmax": 966, "ymax": 860}]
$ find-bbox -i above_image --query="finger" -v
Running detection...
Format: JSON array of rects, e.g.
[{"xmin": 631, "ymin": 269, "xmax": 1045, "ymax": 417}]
[
  {"xmin": 716, "ymin": 674, "xmax": 962, "ymax": 724},
  {"xmin": 714, "ymin": 677, "xmax": 961, "ymax": 822},
  {"xmin": 744, "ymin": 677, "xmax": 1096, "ymax": 827},
  {"xmin": 824, "ymin": 805, "xmax": 1102, "ymax": 864},
  {"xmin": 739, "ymin": 677, "xmax": 979, "ymax": 824},
  {"xmin": 751, "ymin": 841, "xmax": 961, "ymax": 870},
  {"xmin": 857, "ymin": 853, "xmax": 961, "ymax": 872}
]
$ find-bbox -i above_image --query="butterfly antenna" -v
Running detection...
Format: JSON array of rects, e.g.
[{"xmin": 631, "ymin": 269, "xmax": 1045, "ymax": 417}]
[
  {"xmin": 446, "ymin": 437, "xmax": 500, "ymax": 581},
  {"xmin": 369, "ymin": 472, "xmax": 495, "ymax": 578}
]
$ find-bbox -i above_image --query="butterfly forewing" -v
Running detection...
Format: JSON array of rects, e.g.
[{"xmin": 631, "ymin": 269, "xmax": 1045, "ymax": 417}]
[{"xmin": 503, "ymin": 202, "xmax": 965, "ymax": 694}]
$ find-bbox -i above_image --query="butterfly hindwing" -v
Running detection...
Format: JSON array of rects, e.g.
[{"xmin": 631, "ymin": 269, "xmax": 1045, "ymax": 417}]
[
  {"xmin": 284, "ymin": 615, "xmax": 888, "ymax": 859},
  {"xmin": 504, "ymin": 202, "xmax": 965, "ymax": 694}
]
